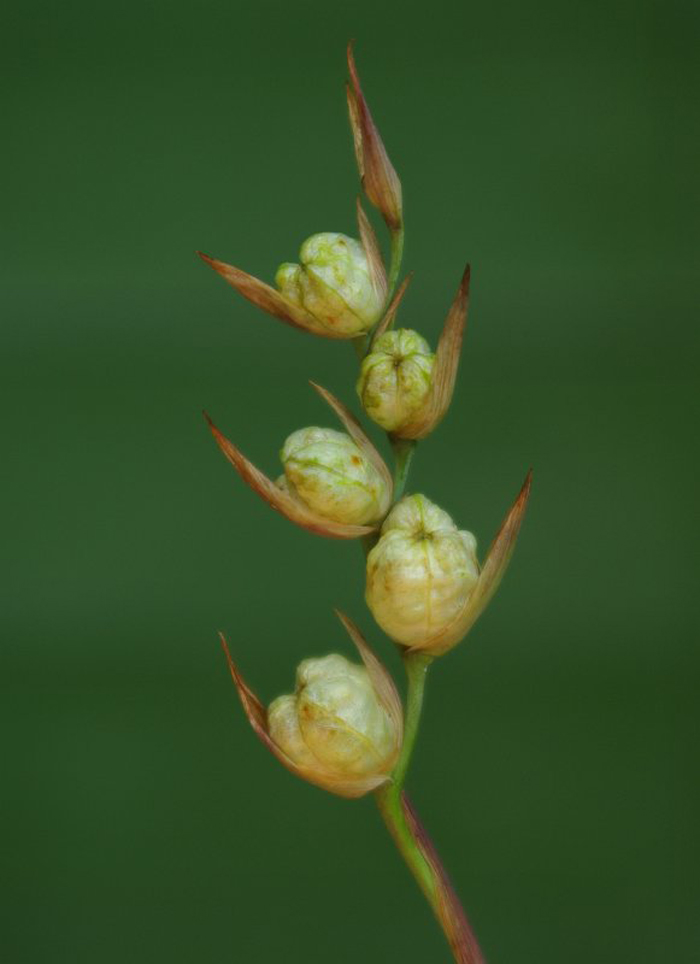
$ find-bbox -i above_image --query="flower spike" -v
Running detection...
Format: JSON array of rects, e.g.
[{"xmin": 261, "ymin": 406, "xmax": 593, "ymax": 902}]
[
  {"xmin": 396, "ymin": 264, "xmax": 470, "ymax": 440},
  {"xmin": 346, "ymin": 42, "xmax": 403, "ymax": 231}
]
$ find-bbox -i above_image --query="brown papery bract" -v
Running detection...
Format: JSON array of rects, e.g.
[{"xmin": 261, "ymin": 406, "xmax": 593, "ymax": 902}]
[
  {"xmin": 411, "ymin": 470, "xmax": 533, "ymax": 654},
  {"xmin": 397, "ymin": 265, "xmax": 470, "ymax": 440},
  {"xmin": 346, "ymin": 42, "xmax": 403, "ymax": 231}
]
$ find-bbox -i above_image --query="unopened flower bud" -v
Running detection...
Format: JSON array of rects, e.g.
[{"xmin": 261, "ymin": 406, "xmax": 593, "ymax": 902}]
[
  {"xmin": 366, "ymin": 474, "xmax": 532, "ymax": 655},
  {"xmin": 206, "ymin": 383, "xmax": 393, "ymax": 539},
  {"xmin": 276, "ymin": 232, "xmax": 385, "ymax": 337},
  {"xmin": 221, "ymin": 611, "xmax": 403, "ymax": 798},
  {"xmin": 199, "ymin": 204, "xmax": 386, "ymax": 340},
  {"xmin": 281, "ymin": 426, "xmax": 389, "ymax": 526},
  {"xmin": 366, "ymin": 495, "xmax": 479, "ymax": 651},
  {"xmin": 357, "ymin": 329, "xmax": 436, "ymax": 432},
  {"xmin": 268, "ymin": 653, "xmax": 398, "ymax": 791}
]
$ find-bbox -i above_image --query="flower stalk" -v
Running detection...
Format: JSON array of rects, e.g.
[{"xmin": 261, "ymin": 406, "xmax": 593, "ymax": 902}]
[
  {"xmin": 375, "ymin": 652, "xmax": 485, "ymax": 964},
  {"xmin": 201, "ymin": 42, "xmax": 532, "ymax": 964},
  {"xmin": 376, "ymin": 787, "xmax": 486, "ymax": 964}
]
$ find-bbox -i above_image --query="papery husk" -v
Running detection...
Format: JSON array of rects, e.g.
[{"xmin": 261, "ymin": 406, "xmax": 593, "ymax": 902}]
[
  {"xmin": 396, "ymin": 265, "xmax": 470, "ymax": 440},
  {"xmin": 410, "ymin": 470, "xmax": 532, "ymax": 654},
  {"xmin": 346, "ymin": 42, "xmax": 403, "ymax": 231}
]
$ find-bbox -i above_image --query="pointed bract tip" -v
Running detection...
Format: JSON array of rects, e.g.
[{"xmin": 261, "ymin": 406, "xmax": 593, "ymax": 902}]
[
  {"xmin": 394, "ymin": 265, "xmax": 470, "ymax": 440},
  {"xmin": 370, "ymin": 272, "xmax": 413, "ymax": 345},
  {"xmin": 345, "ymin": 42, "xmax": 403, "ymax": 231}
]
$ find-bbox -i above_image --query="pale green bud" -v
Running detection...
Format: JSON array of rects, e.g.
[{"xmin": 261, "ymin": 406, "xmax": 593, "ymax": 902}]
[
  {"xmin": 281, "ymin": 426, "xmax": 390, "ymax": 526},
  {"xmin": 357, "ymin": 329, "xmax": 436, "ymax": 432},
  {"xmin": 366, "ymin": 494, "xmax": 479, "ymax": 650},
  {"xmin": 268, "ymin": 653, "xmax": 399, "ymax": 794},
  {"xmin": 275, "ymin": 233, "xmax": 384, "ymax": 337},
  {"xmin": 223, "ymin": 611, "xmax": 403, "ymax": 799}
]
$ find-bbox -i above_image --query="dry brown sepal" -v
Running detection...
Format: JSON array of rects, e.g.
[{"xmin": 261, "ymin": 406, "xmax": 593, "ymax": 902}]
[
  {"xmin": 204, "ymin": 384, "xmax": 392, "ymax": 539},
  {"xmin": 369, "ymin": 273, "xmax": 413, "ymax": 349},
  {"xmin": 346, "ymin": 42, "xmax": 403, "ymax": 232},
  {"xmin": 334, "ymin": 609, "xmax": 404, "ymax": 748},
  {"xmin": 410, "ymin": 470, "xmax": 533, "ymax": 655},
  {"xmin": 394, "ymin": 264, "xmax": 470, "ymax": 440},
  {"xmin": 197, "ymin": 251, "xmax": 334, "ymax": 336},
  {"xmin": 356, "ymin": 197, "xmax": 388, "ymax": 308},
  {"xmin": 219, "ymin": 610, "xmax": 403, "ymax": 799},
  {"xmin": 197, "ymin": 202, "xmax": 386, "ymax": 339}
]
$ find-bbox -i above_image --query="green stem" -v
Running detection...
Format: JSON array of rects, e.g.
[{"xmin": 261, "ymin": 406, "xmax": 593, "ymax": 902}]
[
  {"xmin": 387, "ymin": 225, "xmax": 405, "ymax": 300},
  {"xmin": 391, "ymin": 437, "xmax": 416, "ymax": 502},
  {"xmin": 374, "ymin": 653, "xmax": 486, "ymax": 963},
  {"xmin": 392, "ymin": 650, "xmax": 431, "ymax": 788},
  {"xmin": 375, "ymin": 787, "xmax": 486, "ymax": 964}
]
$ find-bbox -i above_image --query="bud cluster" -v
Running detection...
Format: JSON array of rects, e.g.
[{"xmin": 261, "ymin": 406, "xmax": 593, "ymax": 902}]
[{"xmin": 199, "ymin": 43, "xmax": 532, "ymax": 961}]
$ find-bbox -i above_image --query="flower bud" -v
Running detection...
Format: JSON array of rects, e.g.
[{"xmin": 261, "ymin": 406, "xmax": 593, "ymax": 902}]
[
  {"xmin": 276, "ymin": 232, "xmax": 385, "ymax": 337},
  {"xmin": 268, "ymin": 653, "xmax": 398, "ymax": 789},
  {"xmin": 198, "ymin": 202, "xmax": 386, "ymax": 340},
  {"xmin": 205, "ymin": 383, "xmax": 393, "ymax": 539},
  {"xmin": 221, "ymin": 611, "xmax": 403, "ymax": 798},
  {"xmin": 281, "ymin": 426, "xmax": 389, "ymax": 526},
  {"xmin": 366, "ymin": 495, "xmax": 479, "ymax": 651},
  {"xmin": 366, "ymin": 474, "xmax": 532, "ymax": 655},
  {"xmin": 357, "ymin": 329, "xmax": 436, "ymax": 432}
]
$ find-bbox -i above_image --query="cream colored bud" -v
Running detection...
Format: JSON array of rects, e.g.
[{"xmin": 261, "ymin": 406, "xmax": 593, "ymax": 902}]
[
  {"xmin": 357, "ymin": 329, "xmax": 435, "ymax": 432},
  {"xmin": 281, "ymin": 426, "xmax": 389, "ymax": 525},
  {"xmin": 268, "ymin": 654, "xmax": 398, "ymax": 792},
  {"xmin": 276, "ymin": 233, "xmax": 384, "ymax": 337},
  {"xmin": 221, "ymin": 611, "xmax": 404, "ymax": 799},
  {"xmin": 366, "ymin": 494, "xmax": 479, "ymax": 651}
]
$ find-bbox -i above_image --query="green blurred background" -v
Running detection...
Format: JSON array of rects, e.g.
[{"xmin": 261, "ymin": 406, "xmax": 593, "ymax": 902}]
[{"xmin": 2, "ymin": 0, "xmax": 698, "ymax": 960}]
